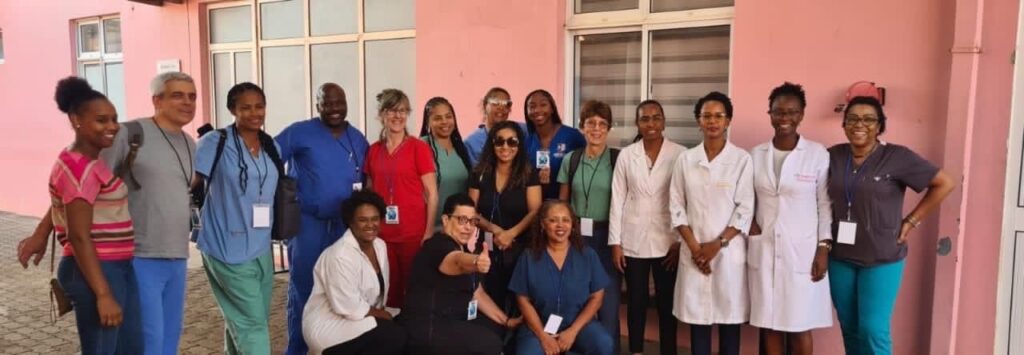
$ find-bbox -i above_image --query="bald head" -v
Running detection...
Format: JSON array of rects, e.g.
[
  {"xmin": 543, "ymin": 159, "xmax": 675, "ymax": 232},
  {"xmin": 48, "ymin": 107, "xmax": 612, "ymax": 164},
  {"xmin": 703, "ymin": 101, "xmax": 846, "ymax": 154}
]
[{"xmin": 316, "ymin": 83, "xmax": 348, "ymax": 129}]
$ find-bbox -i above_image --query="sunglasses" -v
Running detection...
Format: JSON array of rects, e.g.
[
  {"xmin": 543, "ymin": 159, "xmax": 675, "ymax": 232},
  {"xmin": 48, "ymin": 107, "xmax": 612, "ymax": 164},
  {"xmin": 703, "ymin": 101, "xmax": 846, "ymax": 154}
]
[{"xmin": 493, "ymin": 137, "xmax": 520, "ymax": 148}]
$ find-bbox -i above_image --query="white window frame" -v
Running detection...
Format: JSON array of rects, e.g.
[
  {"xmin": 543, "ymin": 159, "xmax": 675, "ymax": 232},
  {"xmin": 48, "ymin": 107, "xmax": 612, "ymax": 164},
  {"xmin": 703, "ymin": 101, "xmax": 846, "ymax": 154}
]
[
  {"xmin": 0, "ymin": 28, "xmax": 5, "ymax": 64},
  {"xmin": 75, "ymin": 15, "xmax": 123, "ymax": 108},
  {"xmin": 205, "ymin": 0, "xmax": 416, "ymax": 130},
  {"xmin": 563, "ymin": 2, "xmax": 734, "ymax": 136}
]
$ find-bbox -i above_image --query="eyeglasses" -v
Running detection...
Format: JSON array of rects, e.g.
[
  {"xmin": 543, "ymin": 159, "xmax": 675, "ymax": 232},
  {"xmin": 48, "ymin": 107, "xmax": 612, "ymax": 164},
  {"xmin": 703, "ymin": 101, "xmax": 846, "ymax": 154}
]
[
  {"xmin": 768, "ymin": 109, "xmax": 802, "ymax": 118},
  {"xmin": 844, "ymin": 115, "xmax": 880, "ymax": 127},
  {"xmin": 582, "ymin": 120, "xmax": 611, "ymax": 129},
  {"xmin": 385, "ymin": 108, "xmax": 411, "ymax": 116},
  {"xmin": 493, "ymin": 137, "xmax": 520, "ymax": 148},
  {"xmin": 699, "ymin": 113, "xmax": 729, "ymax": 122},
  {"xmin": 487, "ymin": 99, "xmax": 512, "ymax": 108},
  {"xmin": 448, "ymin": 215, "xmax": 479, "ymax": 226},
  {"xmin": 544, "ymin": 216, "xmax": 573, "ymax": 224}
]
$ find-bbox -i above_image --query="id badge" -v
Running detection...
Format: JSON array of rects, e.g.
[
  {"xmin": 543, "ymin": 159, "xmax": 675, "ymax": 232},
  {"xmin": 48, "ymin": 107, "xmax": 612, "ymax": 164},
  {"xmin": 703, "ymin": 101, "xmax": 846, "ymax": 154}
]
[
  {"xmin": 386, "ymin": 205, "xmax": 400, "ymax": 224},
  {"xmin": 543, "ymin": 314, "xmax": 563, "ymax": 334},
  {"xmin": 467, "ymin": 299, "xmax": 479, "ymax": 320},
  {"xmin": 580, "ymin": 218, "xmax": 594, "ymax": 237},
  {"xmin": 536, "ymin": 150, "xmax": 551, "ymax": 169},
  {"xmin": 483, "ymin": 232, "xmax": 494, "ymax": 250},
  {"xmin": 837, "ymin": 221, "xmax": 857, "ymax": 245},
  {"xmin": 352, "ymin": 182, "xmax": 363, "ymax": 191},
  {"xmin": 253, "ymin": 203, "xmax": 271, "ymax": 229},
  {"xmin": 190, "ymin": 206, "xmax": 202, "ymax": 231}
]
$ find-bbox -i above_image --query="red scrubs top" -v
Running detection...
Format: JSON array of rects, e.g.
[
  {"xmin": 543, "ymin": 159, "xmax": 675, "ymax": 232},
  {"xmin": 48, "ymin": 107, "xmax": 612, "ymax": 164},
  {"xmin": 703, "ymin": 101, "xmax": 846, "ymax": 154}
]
[{"xmin": 364, "ymin": 136, "xmax": 436, "ymax": 242}]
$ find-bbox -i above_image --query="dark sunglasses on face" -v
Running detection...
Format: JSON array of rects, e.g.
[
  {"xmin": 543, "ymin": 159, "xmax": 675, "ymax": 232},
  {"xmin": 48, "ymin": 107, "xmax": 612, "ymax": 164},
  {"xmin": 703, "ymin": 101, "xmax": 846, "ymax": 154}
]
[{"xmin": 493, "ymin": 137, "xmax": 520, "ymax": 148}]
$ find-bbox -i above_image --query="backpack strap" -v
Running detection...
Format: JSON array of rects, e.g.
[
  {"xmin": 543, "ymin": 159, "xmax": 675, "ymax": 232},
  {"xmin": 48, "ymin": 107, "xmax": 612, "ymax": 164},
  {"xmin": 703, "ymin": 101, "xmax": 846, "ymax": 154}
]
[
  {"xmin": 609, "ymin": 148, "xmax": 621, "ymax": 170},
  {"xmin": 117, "ymin": 121, "xmax": 144, "ymax": 190},
  {"xmin": 258, "ymin": 131, "xmax": 285, "ymax": 177},
  {"xmin": 207, "ymin": 129, "xmax": 228, "ymax": 182},
  {"xmin": 564, "ymin": 148, "xmax": 585, "ymax": 201}
]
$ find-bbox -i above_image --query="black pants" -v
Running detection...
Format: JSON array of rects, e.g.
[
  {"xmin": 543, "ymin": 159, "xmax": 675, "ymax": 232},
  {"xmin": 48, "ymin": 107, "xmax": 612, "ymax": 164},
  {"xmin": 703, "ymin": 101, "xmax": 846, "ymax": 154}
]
[
  {"xmin": 483, "ymin": 239, "xmax": 526, "ymax": 314},
  {"xmin": 624, "ymin": 256, "xmax": 677, "ymax": 355},
  {"xmin": 402, "ymin": 317, "xmax": 505, "ymax": 355},
  {"xmin": 322, "ymin": 319, "xmax": 406, "ymax": 355},
  {"xmin": 690, "ymin": 323, "xmax": 741, "ymax": 355}
]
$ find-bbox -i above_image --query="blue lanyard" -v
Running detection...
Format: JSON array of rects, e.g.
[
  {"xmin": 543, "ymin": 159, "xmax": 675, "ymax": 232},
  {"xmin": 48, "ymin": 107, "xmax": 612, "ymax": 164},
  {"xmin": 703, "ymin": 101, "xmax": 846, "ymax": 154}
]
[
  {"xmin": 549, "ymin": 251, "xmax": 569, "ymax": 314},
  {"xmin": 336, "ymin": 128, "xmax": 362, "ymax": 174},
  {"xmin": 843, "ymin": 151, "xmax": 868, "ymax": 221}
]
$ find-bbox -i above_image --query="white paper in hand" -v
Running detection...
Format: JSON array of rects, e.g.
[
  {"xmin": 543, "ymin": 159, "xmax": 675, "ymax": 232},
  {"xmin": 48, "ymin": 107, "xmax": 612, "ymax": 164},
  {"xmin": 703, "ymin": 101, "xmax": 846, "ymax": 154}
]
[{"xmin": 543, "ymin": 314, "xmax": 563, "ymax": 334}]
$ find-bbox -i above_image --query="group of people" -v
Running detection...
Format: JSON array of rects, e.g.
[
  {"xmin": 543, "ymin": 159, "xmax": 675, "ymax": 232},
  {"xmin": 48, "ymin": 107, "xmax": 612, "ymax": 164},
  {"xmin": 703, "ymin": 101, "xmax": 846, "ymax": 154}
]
[{"xmin": 17, "ymin": 72, "xmax": 954, "ymax": 355}]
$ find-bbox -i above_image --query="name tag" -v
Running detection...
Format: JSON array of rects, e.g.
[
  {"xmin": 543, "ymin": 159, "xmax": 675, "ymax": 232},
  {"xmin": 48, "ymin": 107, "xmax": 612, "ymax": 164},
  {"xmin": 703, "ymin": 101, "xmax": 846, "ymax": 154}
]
[
  {"xmin": 544, "ymin": 314, "xmax": 563, "ymax": 334},
  {"xmin": 536, "ymin": 151, "xmax": 551, "ymax": 169},
  {"xmin": 253, "ymin": 203, "xmax": 271, "ymax": 229},
  {"xmin": 580, "ymin": 218, "xmax": 594, "ymax": 237},
  {"xmin": 385, "ymin": 205, "xmax": 400, "ymax": 224},
  {"xmin": 467, "ymin": 300, "xmax": 478, "ymax": 320},
  {"xmin": 714, "ymin": 181, "xmax": 733, "ymax": 189},
  {"xmin": 837, "ymin": 221, "xmax": 857, "ymax": 245}
]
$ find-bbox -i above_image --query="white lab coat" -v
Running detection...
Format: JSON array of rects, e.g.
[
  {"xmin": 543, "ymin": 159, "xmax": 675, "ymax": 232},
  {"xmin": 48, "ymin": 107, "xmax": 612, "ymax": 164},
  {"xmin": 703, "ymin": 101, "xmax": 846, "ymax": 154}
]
[
  {"xmin": 748, "ymin": 138, "xmax": 833, "ymax": 332},
  {"xmin": 302, "ymin": 231, "xmax": 390, "ymax": 355},
  {"xmin": 670, "ymin": 141, "xmax": 754, "ymax": 325},
  {"xmin": 608, "ymin": 139, "xmax": 686, "ymax": 258}
]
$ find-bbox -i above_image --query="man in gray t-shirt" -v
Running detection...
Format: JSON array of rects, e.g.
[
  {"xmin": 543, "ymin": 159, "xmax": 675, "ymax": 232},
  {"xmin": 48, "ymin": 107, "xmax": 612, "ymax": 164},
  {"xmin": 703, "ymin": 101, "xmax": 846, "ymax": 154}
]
[{"xmin": 19, "ymin": 72, "xmax": 199, "ymax": 355}]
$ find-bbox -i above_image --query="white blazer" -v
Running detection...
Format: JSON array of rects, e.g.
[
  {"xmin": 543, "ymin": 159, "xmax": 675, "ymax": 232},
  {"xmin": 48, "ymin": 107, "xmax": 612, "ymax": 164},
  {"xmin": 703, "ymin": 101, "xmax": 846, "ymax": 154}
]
[
  {"xmin": 302, "ymin": 231, "xmax": 390, "ymax": 355},
  {"xmin": 670, "ymin": 141, "xmax": 754, "ymax": 325},
  {"xmin": 608, "ymin": 139, "xmax": 685, "ymax": 258},
  {"xmin": 748, "ymin": 138, "xmax": 833, "ymax": 331}
]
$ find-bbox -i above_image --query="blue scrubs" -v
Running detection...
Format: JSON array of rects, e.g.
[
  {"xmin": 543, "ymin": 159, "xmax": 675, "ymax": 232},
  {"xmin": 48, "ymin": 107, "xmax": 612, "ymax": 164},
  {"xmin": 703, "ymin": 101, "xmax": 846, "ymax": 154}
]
[
  {"xmin": 275, "ymin": 119, "xmax": 369, "ymax": 355},
  {"xmin": 508, "ymin": 246, "xmax": 613, "ymax": 355},
  {"xmin": 525, "ymin": 125, "xmax": 586, "ymax": 199}
]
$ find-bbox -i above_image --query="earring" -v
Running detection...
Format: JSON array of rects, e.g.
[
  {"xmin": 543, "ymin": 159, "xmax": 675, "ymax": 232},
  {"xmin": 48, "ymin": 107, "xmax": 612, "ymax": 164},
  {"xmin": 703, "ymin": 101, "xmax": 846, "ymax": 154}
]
[{"xmin": 74, "ymin": 124, "xmax": 81, "ymax": 129}]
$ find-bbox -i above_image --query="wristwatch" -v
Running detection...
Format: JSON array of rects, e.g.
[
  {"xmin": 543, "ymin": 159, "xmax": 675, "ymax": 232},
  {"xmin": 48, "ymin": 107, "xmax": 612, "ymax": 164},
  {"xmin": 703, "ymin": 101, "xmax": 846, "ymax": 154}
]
[{"xmin": 718, "ymin": 236, "xmax": 729, "ymax": 248}]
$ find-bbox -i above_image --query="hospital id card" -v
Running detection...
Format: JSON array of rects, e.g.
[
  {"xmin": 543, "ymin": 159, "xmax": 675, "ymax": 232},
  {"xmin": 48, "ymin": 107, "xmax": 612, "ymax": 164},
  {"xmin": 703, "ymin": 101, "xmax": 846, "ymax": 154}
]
[
  {"xmin": 253, "ymin": 203, "xmax": 271, "ymax": 229},
  {"xmin": 544, "ymin": 314, "xmax": 563, "ymax": 334},
  {"xmin": 837, "ymin": 221, "xmax": 857, "ymax": 245},
  {"xmin": 386, "ymin": 205, "xmax": 400, "ymax": 224},
  {"xmin": 536, "ymin": 151, "xmax": 551, "ymax": 169},
  {"xmin": 581, "ymin": 218, "xmax": 594, "ymax": 237},
  {"xmin": 467, "ymin": 300, "xmax": 478, "ymax": 320}
]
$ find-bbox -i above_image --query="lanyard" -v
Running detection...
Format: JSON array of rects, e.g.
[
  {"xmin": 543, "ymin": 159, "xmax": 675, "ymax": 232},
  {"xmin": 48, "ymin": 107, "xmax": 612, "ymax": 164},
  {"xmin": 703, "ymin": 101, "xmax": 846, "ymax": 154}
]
[
  {"xmin": 157, "ymin": 124, "xmax": 193, "ymax": 188},
  {"xmin": 549, "ymin": 251, "xmax": 569, "ymax": 314},
  {"xmin": 843, "ymin": 146, "xmax": 875, "ymax": 221},
  {"xmin": 382, "ymin": 137, "xmax": 409, "ymax": 205},
  {"xmin": 336, "ymin": 128, "xmax": 361, "ymax": 173},
  {"xmin": 579, "ymin": 148, "xmax": 607, "ymax": 214},
  {"xmin": 233, "ymin": 131, "xmax": 269, "ymax": 197}
]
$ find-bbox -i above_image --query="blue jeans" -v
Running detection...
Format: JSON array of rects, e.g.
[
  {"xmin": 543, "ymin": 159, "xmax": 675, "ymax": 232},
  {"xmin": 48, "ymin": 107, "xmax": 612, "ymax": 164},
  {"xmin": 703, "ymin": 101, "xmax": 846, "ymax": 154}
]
[
  {"xmin": 588, "ymin": 223, "xmax": 621, "ymax": 354},
  {"xmin": 57, "ymin": 257, "xmax": 142, "ymax": 355},
  {"xmin": 286, "ymin": 213, "xmax": 346, "ymax": 355},
  {"xmin": 829, "ymin": 258, "xmax": 905, "ymax": 355},
  {"xmin": 133, "ymin": 258, "xmax": 187, "ymax": 355}
]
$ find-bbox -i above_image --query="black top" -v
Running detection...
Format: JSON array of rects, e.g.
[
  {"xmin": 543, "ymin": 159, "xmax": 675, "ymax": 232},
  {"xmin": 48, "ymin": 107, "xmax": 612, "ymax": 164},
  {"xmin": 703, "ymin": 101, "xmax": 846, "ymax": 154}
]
[
  {"xmin": 376, "ymin": 271, "xmax": 385, "ymax": 307},
  {"xmin": 826, "ymin": 143, "xmax": 938, "ymax": 266},
  {"xmin": 400, "ymin": 234, "xmax": 479, "ymax": 321},
  {"xmin": 469, "ymin": 170, "xmax": 541, "ymax": 244}
]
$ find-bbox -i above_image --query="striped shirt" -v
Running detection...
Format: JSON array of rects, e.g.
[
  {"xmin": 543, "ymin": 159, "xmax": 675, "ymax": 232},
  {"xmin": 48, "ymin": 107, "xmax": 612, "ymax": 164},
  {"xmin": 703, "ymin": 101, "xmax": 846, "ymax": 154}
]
[{"xmin": 49, "ymin": 149, "xmax": 134, "ymax": 261}]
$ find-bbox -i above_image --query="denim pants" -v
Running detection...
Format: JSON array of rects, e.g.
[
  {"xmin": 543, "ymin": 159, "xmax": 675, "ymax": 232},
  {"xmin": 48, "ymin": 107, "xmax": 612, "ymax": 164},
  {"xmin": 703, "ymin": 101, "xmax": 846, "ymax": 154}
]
[{"xmin": 57, "ymin": 257, "xmax": 142, "ymax": 355}]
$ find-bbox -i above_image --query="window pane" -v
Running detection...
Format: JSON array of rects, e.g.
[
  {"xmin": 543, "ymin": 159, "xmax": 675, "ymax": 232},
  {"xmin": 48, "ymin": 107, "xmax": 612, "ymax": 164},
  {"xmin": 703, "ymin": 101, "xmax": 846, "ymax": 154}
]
[
  {"xmin": 364, "ymin": 0, "xmax": 415, "ymax": 32},
  {"xmin": 103, "ymin": 18, "xmax": 122, "ymax": 54},
  {"xmin": 651, "ymin": 0, "xmax": 734, "ymax": 12},
  {"xmin": 365, "ymin": 39, "xmax": 415, "ymax": 136},
  {"xmin": 79, "ymin": 23, "xmax": 100, "ymax": 54},
  {"xmin": 105, "ymin": 63, "xmax": 126, "ymax": 118},
  {"xmin": 261, "ymin": 0, "xmax": 303, "ymax": 40},
  {"xmin": 576, "ymin": 0, "xmax": 637, "ymax": 14},
  {"xmin": 575, "ymin": 32, "xmax": 641, "ymax": 148},
  {"xmin": 310, "ymin": 0, "xmax": 358, "ymax": 36},
  {"xmin": 0, "ymin": 31, "xmax": 5, "ymax": 61},
  {"xmin": 212, "ymin": 53, "xmax": 233, "ymax": 127},
  {"xmin": 210, "ymin": 6, "xmax": 252, "ymax": 44},
  {"xmin": 262, "ymin": 46, "xmax": 307, "ymax": 134},
  {"xmin": 82, "ymin": 64, "xmax": 103, "ymax": 91},
  {"xmin": 649, "ymin": 25, "xmax": 730, "ymax": 147},
  {"xmin": 235, "ymin": 52, "xmax": 253, "ymax": 83},
  {"xmin": 311, "ymin": 43, "xmax": 360, "ymax": 128}
]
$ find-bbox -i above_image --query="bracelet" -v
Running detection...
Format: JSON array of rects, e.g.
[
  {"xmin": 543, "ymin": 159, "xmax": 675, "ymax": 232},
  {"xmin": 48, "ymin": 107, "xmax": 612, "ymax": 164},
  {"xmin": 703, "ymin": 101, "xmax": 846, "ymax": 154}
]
[
  {"xmin": 817, "ymin": 240, "xmax": 832, "ymax": 251},
  {"xmin": 903, "ymin": 216, "xmax": 921, "ymax": 228}
]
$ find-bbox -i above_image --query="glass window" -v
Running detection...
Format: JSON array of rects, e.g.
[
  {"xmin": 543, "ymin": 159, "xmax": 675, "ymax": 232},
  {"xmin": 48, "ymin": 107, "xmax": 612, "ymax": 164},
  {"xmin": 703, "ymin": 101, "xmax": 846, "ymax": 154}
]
[
  {"xmin": 651, "ymin": 0, "xmax": 733, "ymax": 12},
  {"xmin": 105, "ymin": 63, "xmax": 126, "ymax": 117},
  {"xmin": 310, "ymin": 0, "xmax": 358, "ymax": 36},
  {"xmin": 575, "ymin": 0, "xmax": 637, "ymax": 13},
  {"xmin": 261, "ymin": 0, "xmax": 304, "ymax": 40},
  {"xmin": 212, "ymin": 53, "xmax": 234, "ymax": 127},
  {"xmin": 79, "ymin": 23, "xmax": 100, "ymax": 55},
  {"xmin": 82, "ymin": 64, "xmax": 104, "ymax": 95},
  {"xmin": 261, "ymin": 46, "xmax": 307, "ymax": 134},
  {"xmin": 0, "ymin": 30, "xmax": 5, "ymax": 62},
  {"xmin": 103, "ymin": 18, "xmax": 122, "ymax": 54},
  {"xmin": 575, "ymin": 32, "xmax": 642, "ymax": 148},
  {"xmin": 364, "ymin": 0, "xmax": 415, "ymax": 32},
  {"xmin": 210, "ymin": 6, "xmax": 252, "ymax": 44},
  {"xmin": 311, "ymin": 42, "xmax": 361, "ymax": 127},
  {"xmin": 649, "ymin": 25, "xmax": 730, "ymax": 146},
  {"xmin": 364, "ymin": 38, "xmax": 416, "ymax": 136},
  {"xmin": 235, "ymin": 52, "xmax": 253, "ymax": 83}
]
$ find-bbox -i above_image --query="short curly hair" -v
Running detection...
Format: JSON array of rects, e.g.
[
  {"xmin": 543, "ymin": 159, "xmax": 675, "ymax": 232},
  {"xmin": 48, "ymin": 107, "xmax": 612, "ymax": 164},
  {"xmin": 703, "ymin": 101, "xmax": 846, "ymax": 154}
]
[{"xmin": 340, "ymin": 189, "xmax": 387, "ymax": 226}]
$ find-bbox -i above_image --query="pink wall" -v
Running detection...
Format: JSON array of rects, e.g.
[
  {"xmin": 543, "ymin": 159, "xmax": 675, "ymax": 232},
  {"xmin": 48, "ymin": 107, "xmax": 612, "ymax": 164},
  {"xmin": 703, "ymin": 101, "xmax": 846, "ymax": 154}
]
[
  {"xmin": 0, "ymin": 0, "xmax": 205, "ymax": 216},
  {"xmin": 415, "ymin": 0, "xmax": 565, "ymax": 136}
]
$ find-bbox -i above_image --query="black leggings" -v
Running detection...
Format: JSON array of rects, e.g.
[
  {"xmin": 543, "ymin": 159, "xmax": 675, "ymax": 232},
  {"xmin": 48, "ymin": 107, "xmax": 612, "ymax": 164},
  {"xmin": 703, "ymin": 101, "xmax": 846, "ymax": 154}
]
[
  {"xmin": 402, "ymin": 317, "xmax": 505, "ymax": 355},
  {"xmin": 624, "ymin": 256, "xmax": 677, "ymax": 355},
  {"xmin": 689, "ymin": 323, "xmax": 741, "ymax": 355},
  {"xmin": 322, "ymin": 319, "xmax": 406, "ymax": 355}
]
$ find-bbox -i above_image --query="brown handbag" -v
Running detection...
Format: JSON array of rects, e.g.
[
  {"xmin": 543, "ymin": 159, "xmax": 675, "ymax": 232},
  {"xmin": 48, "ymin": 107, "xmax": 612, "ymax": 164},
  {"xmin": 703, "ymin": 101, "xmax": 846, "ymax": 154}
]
[{"xmin": 49, "ymin": 231, "xmax": 72, "ymax": 321}]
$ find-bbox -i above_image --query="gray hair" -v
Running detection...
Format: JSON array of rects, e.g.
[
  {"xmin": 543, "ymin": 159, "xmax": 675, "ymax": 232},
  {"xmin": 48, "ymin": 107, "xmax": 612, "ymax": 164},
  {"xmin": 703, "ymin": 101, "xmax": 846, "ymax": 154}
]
[{"xmin": 150, "ymin": 72, "xmax": 195, "ymax": 97}]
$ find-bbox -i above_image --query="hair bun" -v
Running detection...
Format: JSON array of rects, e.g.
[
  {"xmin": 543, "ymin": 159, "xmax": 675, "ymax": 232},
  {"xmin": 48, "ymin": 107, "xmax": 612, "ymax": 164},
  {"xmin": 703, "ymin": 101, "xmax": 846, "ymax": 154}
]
[{"xmin": 54, "ymin": 77, "xmax": 96, "ymax": 114}]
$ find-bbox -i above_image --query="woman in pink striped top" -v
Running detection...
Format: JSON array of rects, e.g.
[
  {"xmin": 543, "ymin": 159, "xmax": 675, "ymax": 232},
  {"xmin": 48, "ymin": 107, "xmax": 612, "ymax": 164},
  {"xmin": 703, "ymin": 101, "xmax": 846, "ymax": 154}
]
[{"xmin": 45, "ymin": 77, "xmax": 141, "ymax": 354}]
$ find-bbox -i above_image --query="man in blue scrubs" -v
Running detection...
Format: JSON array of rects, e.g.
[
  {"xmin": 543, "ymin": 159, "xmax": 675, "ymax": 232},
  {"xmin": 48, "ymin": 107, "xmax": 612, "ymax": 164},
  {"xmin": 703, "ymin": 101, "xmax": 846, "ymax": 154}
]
[{"xmin": 275, "ymin": 83, "xmax": 370, "ymax": 355}]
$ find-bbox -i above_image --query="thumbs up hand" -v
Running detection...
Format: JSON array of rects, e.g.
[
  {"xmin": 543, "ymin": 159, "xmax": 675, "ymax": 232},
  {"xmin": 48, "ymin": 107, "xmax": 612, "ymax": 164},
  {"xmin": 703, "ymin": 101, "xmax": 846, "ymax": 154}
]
[{"xmin": 475, "ymin": 243, "xmax": 492, "ymax": 274}]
